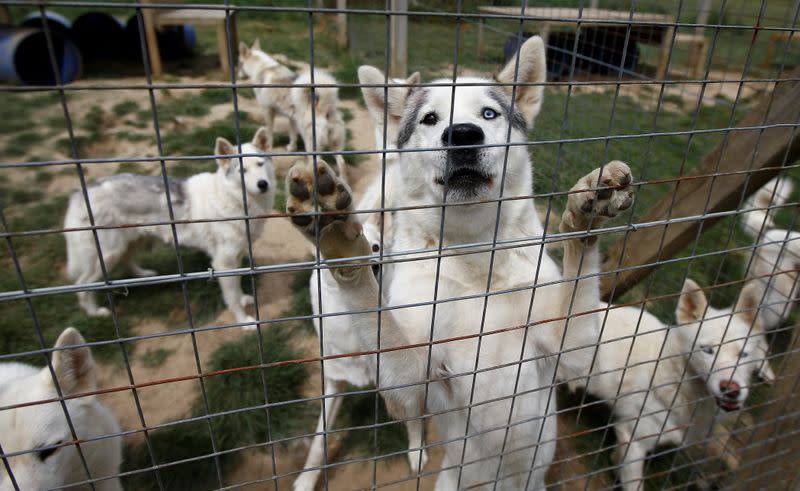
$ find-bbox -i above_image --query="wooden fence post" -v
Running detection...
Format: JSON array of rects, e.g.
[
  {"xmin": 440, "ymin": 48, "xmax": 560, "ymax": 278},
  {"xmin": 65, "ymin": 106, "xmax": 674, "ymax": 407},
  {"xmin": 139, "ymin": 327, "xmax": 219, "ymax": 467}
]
[{"xmin": 599, "ymin": 67, "xmax": 800, "ymax": 301}]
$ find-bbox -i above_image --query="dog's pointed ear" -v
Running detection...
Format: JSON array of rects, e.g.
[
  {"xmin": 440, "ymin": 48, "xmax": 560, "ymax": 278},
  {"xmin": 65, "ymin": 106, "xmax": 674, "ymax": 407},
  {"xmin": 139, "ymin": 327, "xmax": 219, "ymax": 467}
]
[
  {"xmin": 735, "ymin": 281, "xmax": 764, "ymax": 329},
  {"xmin": 358, "ymin": 65, "xmax": 418, "ymax": 121},
  {"xmin": 215, "ymin": 137, "xmax": 235, "ymax": 170},
  {"xmin": 252, "ymin": 127, "xmax": 271, "ymax": 152},
  {"xmin": 51, "ymin": 327, "xmax": 95, "ymax": 395},
  {"xmin": 676, "ymin": 279, "xmax": 708, "ymax": 324},
  {"xmin": 252, "ymin": 38, "xmax": 261, "ymax": 51},
  {"xmin": 495, "ymin": 35, "xmax": 546, "ymax": 127},
  {"xmin": 239, "ymin": 41, "xmax": 250, "ymax": 58}
]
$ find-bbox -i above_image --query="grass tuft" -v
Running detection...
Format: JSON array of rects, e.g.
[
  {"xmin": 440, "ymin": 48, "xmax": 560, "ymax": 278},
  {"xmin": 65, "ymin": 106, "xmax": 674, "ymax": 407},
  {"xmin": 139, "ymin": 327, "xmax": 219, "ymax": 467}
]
[{"xmin": 122, "ymin": 324, "xmax": 312, "ymax": 490}]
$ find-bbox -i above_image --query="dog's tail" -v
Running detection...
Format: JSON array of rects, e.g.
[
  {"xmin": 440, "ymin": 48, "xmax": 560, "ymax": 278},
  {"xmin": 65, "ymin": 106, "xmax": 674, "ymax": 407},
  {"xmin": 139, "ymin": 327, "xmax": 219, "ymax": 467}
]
[{"xmin": 742, "ymin": 176, "xmax": 794, "ymax": 239}]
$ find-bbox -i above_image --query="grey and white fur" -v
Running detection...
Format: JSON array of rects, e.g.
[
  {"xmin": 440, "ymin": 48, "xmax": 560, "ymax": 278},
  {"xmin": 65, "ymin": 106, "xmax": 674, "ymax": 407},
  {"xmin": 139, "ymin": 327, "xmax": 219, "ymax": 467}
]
[{"xmin": 64, "ymin": 128, "xmax": 276, "ymax": 326}]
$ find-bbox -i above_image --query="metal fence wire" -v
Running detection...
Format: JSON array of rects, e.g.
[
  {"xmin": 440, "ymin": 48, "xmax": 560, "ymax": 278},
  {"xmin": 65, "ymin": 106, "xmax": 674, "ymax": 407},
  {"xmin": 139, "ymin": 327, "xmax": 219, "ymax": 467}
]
[{"xmin": 1, "ymin": 0, "xmax": 800, "ymax": 490}]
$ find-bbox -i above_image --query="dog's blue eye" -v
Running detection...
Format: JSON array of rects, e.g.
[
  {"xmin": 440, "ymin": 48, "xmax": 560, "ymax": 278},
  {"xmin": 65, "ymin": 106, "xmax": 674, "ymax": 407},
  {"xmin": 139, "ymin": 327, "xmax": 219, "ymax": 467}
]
[
  {"xmin": 482, "ymin": 108, "xmax": 498, "ymax": 120},
  {"xmin": 741, "ymin": 352, "xmax": 749, "ymax": 358},
  {"xmin": 701, "ymin": 345, "xmax": 714, "ymax": 355},
  {"xmin": 421, "ymin": 112, "xmax": 438, "ymax": 125}
]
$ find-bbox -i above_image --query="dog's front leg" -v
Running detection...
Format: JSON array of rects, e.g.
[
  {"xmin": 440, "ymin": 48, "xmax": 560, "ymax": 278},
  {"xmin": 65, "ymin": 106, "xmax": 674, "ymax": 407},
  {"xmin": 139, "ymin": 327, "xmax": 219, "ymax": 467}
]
[
  {"xmin": 294, "ymin": 378, "xmax": 344, "ymax": 491},
  {"xmin": 285, "ymin": 158, "xmax": 427, "ymax": 441},
  {"xmin": 212, "ymin": 253, "xmax": 255, "ymax": 328},
  {"xmin": 551, "ymin": 161, "xmax": 635, "ymax": 379}
]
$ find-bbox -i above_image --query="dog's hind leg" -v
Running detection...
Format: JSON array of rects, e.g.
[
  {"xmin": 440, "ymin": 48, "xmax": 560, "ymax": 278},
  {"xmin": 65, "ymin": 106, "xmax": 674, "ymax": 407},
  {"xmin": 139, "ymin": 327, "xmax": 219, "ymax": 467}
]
[
  {"xmin": 126, "ymin": 259, "xmax": 157, "ymax": 278},
  {"xmin": 612, "ymin": 424, "xmax": 646, "ymax": 491},
  {"xmin": 75, "ymin": 263, "xmax": 110, "ymax": 317},
  {"xmin": 294, "ymin": 378, "xmax": 343, "ymax": 491}
]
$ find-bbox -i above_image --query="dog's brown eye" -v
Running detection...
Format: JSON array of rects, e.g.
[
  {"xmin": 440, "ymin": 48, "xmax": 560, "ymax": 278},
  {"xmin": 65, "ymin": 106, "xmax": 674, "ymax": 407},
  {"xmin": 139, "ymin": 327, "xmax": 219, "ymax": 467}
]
[
  {"xmin": 421, "ymin": 112, "xmax": 438, "ymax": 126},
  {"xmin": 741, "ymin": 352, "xmax": 749, "ymax": 358},
  {"xmin": 700, "ymin": 345, "xmax": 714, "ymax": 355},
  {"xmin": 258, "ymin": 161, "xmax": 265, "ymax": 167}
]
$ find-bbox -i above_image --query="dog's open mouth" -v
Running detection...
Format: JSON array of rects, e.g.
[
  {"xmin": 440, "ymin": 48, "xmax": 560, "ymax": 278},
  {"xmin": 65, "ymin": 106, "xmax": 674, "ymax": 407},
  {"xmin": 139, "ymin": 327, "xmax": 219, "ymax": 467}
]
[
  {"xmin": 435, "ymin": 167, "xmax": 494, "ymax": 189},
  {"xmin": 715, "ymin": 397, "xmax": 741, "ymax": 412}
]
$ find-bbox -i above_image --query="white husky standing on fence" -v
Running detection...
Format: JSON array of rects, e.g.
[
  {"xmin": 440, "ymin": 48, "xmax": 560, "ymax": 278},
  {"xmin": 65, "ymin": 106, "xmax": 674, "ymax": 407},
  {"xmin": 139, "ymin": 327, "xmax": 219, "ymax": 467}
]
[
  {"xmin": 292, "ymin": 69, "xmax": 428, "ymax": 491},
  {"xmin": 287, "ymin": 36, "xmax": 635, "ymax": 489},
  {"xmin": 0, "ymin": 328, "xmax": 122, "ymax": 490},
  {"xmin": 740, "ymin": 176, "xmax": 800, "ymax": 330},
  {"xmin": 238, "ymin": 39, "xmax": 346, "ymax": 172},
  {"xmin": 64, "ymin": 128, "xmax": 276, "ymax": 325},
  {"xmin": 568, "ymin": 280, "xmax": 775, "ymax": 490}
]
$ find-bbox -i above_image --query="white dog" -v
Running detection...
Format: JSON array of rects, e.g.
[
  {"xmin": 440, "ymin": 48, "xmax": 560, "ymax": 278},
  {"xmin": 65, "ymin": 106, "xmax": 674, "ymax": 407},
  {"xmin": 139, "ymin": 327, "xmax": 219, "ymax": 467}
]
[
  {"xmin": 292, "ymin": 70, "xmax": 427, "ymax": 491},
  {"xmin": 286, "ymin": 36, "xmax": 634, "ymax": 490},
  {"xmin": 740, "ymin": 176, "xmax": 799, "ymax": 330},
  {"xmin": 0, "ymin": 328, "xmax": 122, "ymax": 490},
  {"xmin": 65, "ymin": 128, "xmax": 276, "ymax": 325},
  {"xmin": 238, "ymin": 39, "xmax": 346, "ymax": 172},
  {"xmin": 569, "ymin": 280, "xmax": 774, "ymax": 490}
]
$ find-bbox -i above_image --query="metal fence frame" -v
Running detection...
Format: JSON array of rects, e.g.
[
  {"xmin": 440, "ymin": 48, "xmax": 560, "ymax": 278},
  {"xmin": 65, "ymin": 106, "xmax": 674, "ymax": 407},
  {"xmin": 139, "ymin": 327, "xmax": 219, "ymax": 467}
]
[{"xmin": 1, "ymin": 1, "xmax": 800, "ymax": 490}]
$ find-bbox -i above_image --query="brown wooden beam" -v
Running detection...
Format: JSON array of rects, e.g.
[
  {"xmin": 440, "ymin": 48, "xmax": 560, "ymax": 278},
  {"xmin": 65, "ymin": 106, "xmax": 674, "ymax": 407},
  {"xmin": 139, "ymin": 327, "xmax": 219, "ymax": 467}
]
[{"xmin": 600, "ymin": 67, "xmax": 800, "ymax": 301}]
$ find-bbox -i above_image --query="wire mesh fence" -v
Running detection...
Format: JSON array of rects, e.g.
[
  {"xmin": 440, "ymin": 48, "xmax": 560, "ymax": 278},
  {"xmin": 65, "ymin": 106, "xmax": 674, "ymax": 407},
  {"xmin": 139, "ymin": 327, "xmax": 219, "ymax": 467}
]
[{"xmin": 1, "ymin": 1, "xmax": 799, "ymax": 490}]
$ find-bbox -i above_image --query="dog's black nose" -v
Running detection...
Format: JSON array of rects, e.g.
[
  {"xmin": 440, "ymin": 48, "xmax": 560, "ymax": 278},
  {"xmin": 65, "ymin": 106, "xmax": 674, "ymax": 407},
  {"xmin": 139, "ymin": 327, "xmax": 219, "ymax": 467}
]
[
  {"xmin": 257, "ymin": 180, "xmax": 269, "ymax": 191},
  {"xmin": 719, "ymin": 380, "xmax": 741, "ymax": 399},
  {"xmin": 442, "ymin": 123, "xmax": 484, "ymax": 146}
]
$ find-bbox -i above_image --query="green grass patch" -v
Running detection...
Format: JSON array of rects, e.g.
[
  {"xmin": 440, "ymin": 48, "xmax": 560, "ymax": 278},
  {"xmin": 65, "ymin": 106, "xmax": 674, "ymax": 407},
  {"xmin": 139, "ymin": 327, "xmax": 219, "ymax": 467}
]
[
  {"xmin": 81, "ymin": 105, "xmax": 106, "ymax": 140},
  {"xmin": 0, "ymin": 195, "xmax": 129, "ymax": 363},
  {"xmin": 0, "ymin": 92, "xmax": 62, "ymax": 134},
  {"xmin": 112, "ymin": 100, "xmax": 140, "ymax": 117},
  {"xmin": 139, "ymin": 348, "xmax": 173, "ymax": 369},
  {"xmin": 122, "ymin": 323, "xmax": 312, "ymax": 490},
  {"xmin": 34, "ymin": 170, "xmax": 54, "ymax": 184},
  {"xmin": 3, "ymin": 131, "xmax": 47, "ymax": 159},
  {"xmin": 117, "ymin": 162, "xmax": 147, "ymax": 174},
  {"xmin": 56, "ymin": 135, "xmax": 90, "ymax": 157}
]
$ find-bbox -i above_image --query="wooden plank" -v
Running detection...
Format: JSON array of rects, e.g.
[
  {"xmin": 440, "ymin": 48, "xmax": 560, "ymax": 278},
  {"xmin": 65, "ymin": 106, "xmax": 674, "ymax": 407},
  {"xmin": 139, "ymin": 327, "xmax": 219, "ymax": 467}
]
[
  {"xmin": 600, "ymin": 66, "xmax": 800, "ymax": 301},
  {"xmin": 142, "ymin": 7, "xmax": 163, "ymax": 78},
  {"xmin": 477, "ymin": 6, "xmax": 672, "ymax": 25},
  {"xmin": 336, "ymin": 0, "xmax": 347, "ymax": 48},
  {"xmin": 729, "ymin": 324, "xmax": 800, "ymax": 489},
  {"xmin": 156, "ymin": 9, "xmax": 228, "ymax": 26},
  {"xmin": 390, "ymin": 0, "xmax": 408, "ymax": 78}
]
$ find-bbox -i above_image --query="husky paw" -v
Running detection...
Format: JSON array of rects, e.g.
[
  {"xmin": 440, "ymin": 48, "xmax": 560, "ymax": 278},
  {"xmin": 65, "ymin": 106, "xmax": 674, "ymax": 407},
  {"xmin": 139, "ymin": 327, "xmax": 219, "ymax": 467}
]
[
  {"xmin": 407, "ymin": 448, "xmax": 429, "ymax": 474},
  {"xmin": 240, "ymin": 315, "xmax": 258, "ymax": 331},
  {"xmin": 240, "ymin": 294, "xmax": 255, "ymax": 308},
  {"xmin": 561, "ymin": 160, "xmax": 634, "ymax": 236},
  {"xmin": 286, "ymin": 159, "xmax": 370, "ymax": 264}
]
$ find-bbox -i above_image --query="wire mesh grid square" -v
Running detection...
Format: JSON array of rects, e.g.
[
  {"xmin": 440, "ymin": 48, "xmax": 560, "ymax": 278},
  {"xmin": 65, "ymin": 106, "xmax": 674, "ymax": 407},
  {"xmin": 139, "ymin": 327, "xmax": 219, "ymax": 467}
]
[{"xmin": 1, "ymin": 1, "xmax": 799, "ymax": 490}]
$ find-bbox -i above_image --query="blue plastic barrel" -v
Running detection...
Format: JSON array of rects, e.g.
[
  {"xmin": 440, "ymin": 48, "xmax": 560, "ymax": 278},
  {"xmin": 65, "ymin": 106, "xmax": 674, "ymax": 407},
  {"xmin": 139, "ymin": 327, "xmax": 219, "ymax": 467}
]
[
  {"xmin": 20, "ymin": 10, "xmax": 72, "ymax": 36},
  {"xmin": 72, "ymin": 12, "xmax": 125, "ymax": 61},
  {"xmin": 0, "ymin": 27, "xmax": 82, "ymax": 85},
  {"xmin": 123, "ymin": 15, "xmax": 196, "ymax": 61}
]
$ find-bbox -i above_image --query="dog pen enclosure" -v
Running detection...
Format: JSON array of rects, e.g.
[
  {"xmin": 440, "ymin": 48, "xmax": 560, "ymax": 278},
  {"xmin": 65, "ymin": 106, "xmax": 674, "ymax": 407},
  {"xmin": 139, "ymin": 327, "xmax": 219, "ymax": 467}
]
[{"xmin": 2, "ymin": 0, "xmax": 800, "ymax": 489}]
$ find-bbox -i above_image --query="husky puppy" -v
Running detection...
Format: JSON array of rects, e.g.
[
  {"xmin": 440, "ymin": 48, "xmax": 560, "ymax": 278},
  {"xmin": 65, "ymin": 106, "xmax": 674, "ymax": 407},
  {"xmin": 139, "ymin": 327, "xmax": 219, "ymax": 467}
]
[
  {"xmin": 0, "ymin": 328, "xmax": 122, "ymax": 490},
  {"xmin": 286, "ymin": 36, "xmax": 635, "ymax": 490},
  {"xmin": 64, "ymin": 128, "xmax": 276, "ymax": 326},
  {"xmin": 740, "ymin": 176, "xmax": 799, "ymax": 330},
  {"xmin": 238, "ymin": 39, "xmax": 346, "ymax": 172},
  {"xmin": 569, "ymin": 280, "xmax": 774, "ymax": 491}
]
